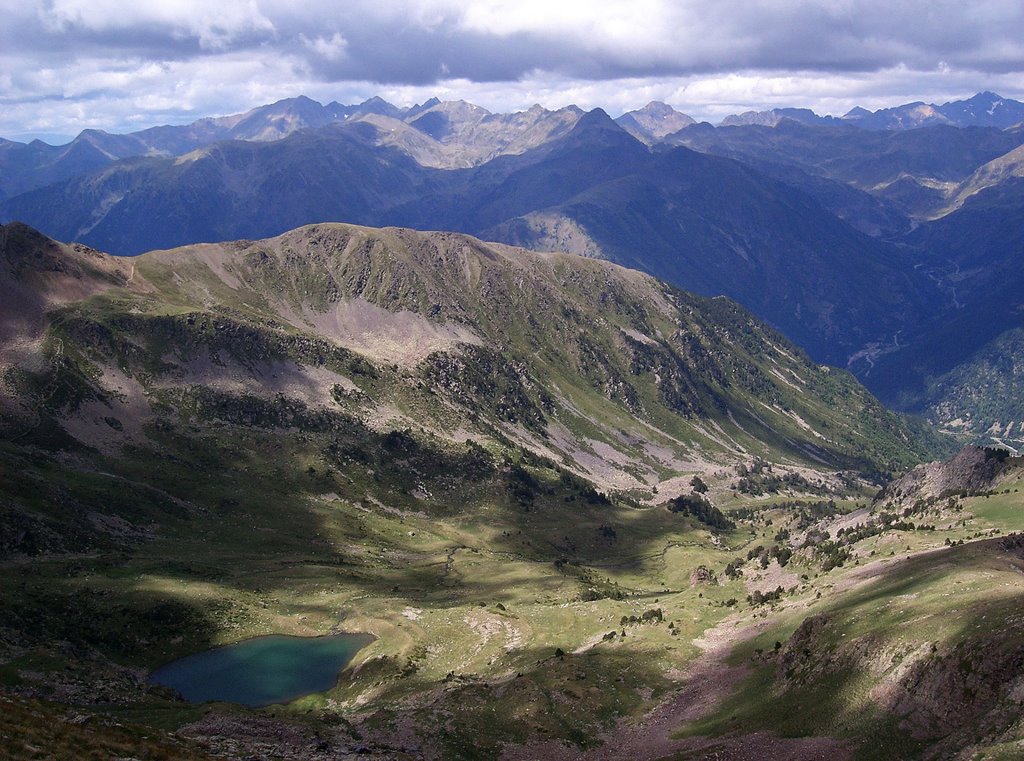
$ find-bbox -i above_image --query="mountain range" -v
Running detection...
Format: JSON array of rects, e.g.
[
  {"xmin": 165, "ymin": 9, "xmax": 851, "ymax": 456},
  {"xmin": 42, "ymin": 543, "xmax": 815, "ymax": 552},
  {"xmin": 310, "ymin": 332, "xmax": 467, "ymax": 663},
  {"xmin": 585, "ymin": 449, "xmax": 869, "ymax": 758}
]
[
  {"xmin": 4, "ymin": 91, "xmax": 1022, "ymax": 200},
  {"xmin": 0, "ymin": 110, "xmax": 935, "ymax": 368},
  {"xmin": 2, "ymin": 92, "xmax": 1023, "ymax": 448},
  {"xmin": 720, "ymin": 91, "xmax": 1024, "ymax": 131},
  {"xmin": 5, "ymin": 82, "xmax": 1024, "ymax": 757}
]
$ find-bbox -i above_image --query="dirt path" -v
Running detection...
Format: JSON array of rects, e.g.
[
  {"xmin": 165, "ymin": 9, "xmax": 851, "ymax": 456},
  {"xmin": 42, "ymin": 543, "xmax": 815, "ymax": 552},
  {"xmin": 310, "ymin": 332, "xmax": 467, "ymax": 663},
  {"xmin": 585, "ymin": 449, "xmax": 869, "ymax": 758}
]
[
  {"xmin": 830, "ymin": 544, "xmax": 951, "ymax": 596},
  {"xmin": 501, "ymin": 613, "xmax": 852, "ymax": 761}
]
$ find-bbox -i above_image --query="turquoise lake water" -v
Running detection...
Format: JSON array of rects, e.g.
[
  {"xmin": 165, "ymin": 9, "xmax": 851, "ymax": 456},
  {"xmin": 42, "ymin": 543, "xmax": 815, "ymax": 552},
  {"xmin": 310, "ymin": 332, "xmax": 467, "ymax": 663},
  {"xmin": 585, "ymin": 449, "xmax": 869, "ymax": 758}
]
[{"xmin": 148, "ymin": 633, "xmax": 374, "ymax": 707}]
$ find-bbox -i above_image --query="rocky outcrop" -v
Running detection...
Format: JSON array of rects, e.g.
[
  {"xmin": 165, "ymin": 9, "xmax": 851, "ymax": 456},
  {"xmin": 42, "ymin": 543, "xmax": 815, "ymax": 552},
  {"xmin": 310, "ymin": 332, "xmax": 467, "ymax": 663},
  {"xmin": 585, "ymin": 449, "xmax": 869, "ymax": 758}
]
[
  {"xmin": 875, "ymin": 445, "xmax": 1023, "ymax": 506},
  {"xmin": 689, "ymin": 565, "xmax": 718, "ymax": 586}
]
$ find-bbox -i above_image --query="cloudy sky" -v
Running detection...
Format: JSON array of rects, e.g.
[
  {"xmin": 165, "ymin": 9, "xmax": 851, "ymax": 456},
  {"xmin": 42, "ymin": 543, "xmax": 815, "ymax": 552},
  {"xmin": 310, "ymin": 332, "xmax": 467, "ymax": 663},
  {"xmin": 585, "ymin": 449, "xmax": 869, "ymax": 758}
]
[{"xmin": 2, "ymin": 0, "xmax": 1023, "ymax": 142}]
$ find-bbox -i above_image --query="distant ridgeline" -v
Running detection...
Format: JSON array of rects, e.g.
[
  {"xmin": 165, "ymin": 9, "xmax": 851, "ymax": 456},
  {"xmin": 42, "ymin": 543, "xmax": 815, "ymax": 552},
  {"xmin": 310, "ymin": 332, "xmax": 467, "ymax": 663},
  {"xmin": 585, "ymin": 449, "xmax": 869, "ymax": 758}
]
[{"xmin": 2, "ymin": 91, "xmax": 1023, "ymax": 447}]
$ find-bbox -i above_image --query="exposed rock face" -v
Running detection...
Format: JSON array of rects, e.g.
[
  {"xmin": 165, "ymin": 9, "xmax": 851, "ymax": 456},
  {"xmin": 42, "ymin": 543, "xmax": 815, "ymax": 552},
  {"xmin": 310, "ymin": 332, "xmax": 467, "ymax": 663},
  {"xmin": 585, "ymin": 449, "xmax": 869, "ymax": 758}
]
[
  {"xmin": 615, "ymin": 101, "xmax": 696, "ymax": 142},
  {"xmin": 881, "ymin": 634, "xmax": 1024, "ymax": 750},
  {"xmin": 689, "ymin": 565, "xmax": 718, "ymax": 586},
  {"xmin": 875, "ymin": 445, "xmax": 1023, "ymax": 506}
]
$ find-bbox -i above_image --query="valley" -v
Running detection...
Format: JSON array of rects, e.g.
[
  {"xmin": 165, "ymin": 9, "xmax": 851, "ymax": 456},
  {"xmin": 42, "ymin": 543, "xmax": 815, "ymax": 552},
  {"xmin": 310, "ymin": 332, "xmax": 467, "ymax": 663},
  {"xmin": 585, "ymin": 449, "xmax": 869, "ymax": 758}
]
[
  {"xmin": 4, "ymin": 0, "xmax": 1024, "ymax": 757},
  {"xmin": 2, "ymin": 220, "xmax": 1023, "ymax": 759}
]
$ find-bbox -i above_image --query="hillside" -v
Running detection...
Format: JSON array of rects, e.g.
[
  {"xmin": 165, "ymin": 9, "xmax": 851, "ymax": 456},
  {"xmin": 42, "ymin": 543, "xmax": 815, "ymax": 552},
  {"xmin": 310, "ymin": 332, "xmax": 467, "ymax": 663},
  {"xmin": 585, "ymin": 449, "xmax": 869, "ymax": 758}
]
[
  {"xmin": 860, "ymin": 177, "xmax": 1024, "ymax": 443},
  {"xmin": 0, "ymin": 221, "xmax": 937, "ymax": 481},
  {"xmin": 875, "ymin": 445, "xmax": 1024, "ymax": 505},
  {"xmin": 666, "ymin": 120, "xmax": 1024, "ymax": 219},
  {"xmin": 0, "ymin": 112, "xmax": 939, "ymax": 370},
  {"xmin": 8, "ymin": 223, "xmax": 1024, "ymax": 761},
  {"xmin": 0, "ymin": 219, "xmax": 958, "ymax": 757},
  {"xmin": 0, "ymin": 128, "xmax": 433, "ymax": 255},
  {"xmin": 468, "ymin": 123, "xmax": 933, "ymax": 366}
]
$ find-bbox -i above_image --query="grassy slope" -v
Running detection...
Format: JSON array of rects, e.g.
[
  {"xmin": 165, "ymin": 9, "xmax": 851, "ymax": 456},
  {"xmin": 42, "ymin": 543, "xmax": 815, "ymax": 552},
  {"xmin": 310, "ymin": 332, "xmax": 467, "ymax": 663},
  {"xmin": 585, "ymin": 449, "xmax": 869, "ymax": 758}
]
[
  {"xmin": 135, "ymin": 223, "xmax": 946, "ymax": 473},
  {"xmin": 0, "ymin": 418, "xmax": 761, "ymax": 758},
  {"xmin": 0, "ymin": 222, "xmax": 961, "ymax": 759},
  {"xmin": 7, "ymin": 431, "xmax": 1020, "ymax": 759},
  {"xmin": 671, "ymin": 476, "xmax": 1024, "ymax": 761}
]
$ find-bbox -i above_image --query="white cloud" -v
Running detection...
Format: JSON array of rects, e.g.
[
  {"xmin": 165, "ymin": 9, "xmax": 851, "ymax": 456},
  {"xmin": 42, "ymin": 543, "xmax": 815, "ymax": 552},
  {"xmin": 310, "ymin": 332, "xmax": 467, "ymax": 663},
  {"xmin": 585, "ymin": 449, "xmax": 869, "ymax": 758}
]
[
  {"xmin": 301, "ymin": 32, "xmax": 349, "ymax": 63},
  {"xmin": 458, "ymin": 0, "xmax": 671, "ymax": 46},
  {"xmin": 39, "ymin": 0, "xmax": 276, "ymax": 48},
  {"xmin": 0, "ymin": 0, "xmax": 1022, "ymax": 138}
]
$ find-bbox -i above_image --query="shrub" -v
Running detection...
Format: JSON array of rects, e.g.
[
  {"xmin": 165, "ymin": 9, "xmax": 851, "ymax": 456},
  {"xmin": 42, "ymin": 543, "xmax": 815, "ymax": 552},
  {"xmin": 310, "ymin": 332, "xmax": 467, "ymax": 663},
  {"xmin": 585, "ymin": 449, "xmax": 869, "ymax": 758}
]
[{"xmin": 667, "ymin": 493, "xmax": 734, "ymax": 530}]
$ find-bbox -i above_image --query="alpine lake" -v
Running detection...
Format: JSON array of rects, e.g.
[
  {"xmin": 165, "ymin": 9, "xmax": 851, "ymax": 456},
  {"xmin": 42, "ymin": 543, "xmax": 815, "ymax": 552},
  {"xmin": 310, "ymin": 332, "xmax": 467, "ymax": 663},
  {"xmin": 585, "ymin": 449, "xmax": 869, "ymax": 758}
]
[{"xmin": 149, "ymin": 633, "xmax": 375, "ymax": 707}]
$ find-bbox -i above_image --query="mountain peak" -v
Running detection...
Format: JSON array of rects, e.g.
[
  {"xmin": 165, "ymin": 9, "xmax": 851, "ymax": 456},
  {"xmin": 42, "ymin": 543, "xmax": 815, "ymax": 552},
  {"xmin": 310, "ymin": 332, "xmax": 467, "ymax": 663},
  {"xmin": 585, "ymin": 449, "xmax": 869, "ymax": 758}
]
[
  {"xmin": 0, "ymin": 221, "xmax": 131, "ymax": 305},
  {"xmin": 570, "ymin": 107, "xmax": 635, "ymax": 140},
  {"xmin": 935, "ymin": 91, "xmax": 1024, "ymax": 128},
  {"xmin": 966, "ymin": 91, "xmax": 1002, "ymax": 102},
  {"xmin": 616, "ymin": 102, "xmax": 696, "ymax": 142},
  {"xmin": 719, "ymin": 107, "xmax": 832, "ymax": 128},
  {"xmin": 358, "ymin": 96, "xmax": 399, "ymax": 111},
  {"xmin": 639, "ymin": 101, "xmax": 674, "ymax": 114},
  {"xmin": 405, "ymin": 97, "xmax": 442, "ymax": 119},
  {"xmin": 1, "ymin": 221, "xmax": 70, "ymax": 275},
  {"xmin": 256, "ymin": 95, "xmax": 323, "ymax": 114},
  {"xmin": 352, "ymin": 96, "xmax": 404, "ymax": 120},
  {"xmin": 582, "ymin": 106, "xmax": 612, "ymax": 121},
  {"xmin": 568, "ymin": 108, "xmax": 626, "ymax": 137},
  {"xmin": 1, "ymin": 220, "xmax": 48, "ymax": 247},
  {"xmin": 840, "ymin": 92, "xmax": 1024, "ymax": 130},
  {"xmin": 721, "ymin": 110, "xmax": 783, "ymax": 127}
]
